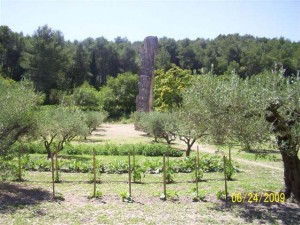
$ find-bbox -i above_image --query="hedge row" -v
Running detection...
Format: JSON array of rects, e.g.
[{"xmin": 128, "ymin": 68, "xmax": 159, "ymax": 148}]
[{"xmin": 19, "ymin": 142, "xmax": 183, "ymax": 157}]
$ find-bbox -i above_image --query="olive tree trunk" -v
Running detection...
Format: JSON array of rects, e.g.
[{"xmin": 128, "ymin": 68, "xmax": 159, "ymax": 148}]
[
  {"xmin": 278, "ymin": 137, "xmax": 300, "ymax": 202},
  {"xmin": 266, "ymin": 103, "xmax": 300, "ymax": 202}
]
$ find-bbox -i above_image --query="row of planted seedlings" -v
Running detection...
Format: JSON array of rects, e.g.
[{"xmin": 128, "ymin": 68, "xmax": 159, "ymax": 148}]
[
  {"xmin": 11, "ymin": 145, "xmax": 236, "ymax": 202},
  {"xmin": 62, "ymin": 147, "xmax": 233, "ymax": 202}
]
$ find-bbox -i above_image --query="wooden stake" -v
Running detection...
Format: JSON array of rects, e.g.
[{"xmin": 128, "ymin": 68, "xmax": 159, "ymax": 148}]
[
  {"xmin": 163, "ymin": 154, "xmax": 167, "ymax": 199},
  {"xmin": 223, "ymin": 155, "xmax": 228, "ymax": 201},
  {"xmin": 18, "ymin": 145, "xmax": 22, "ymax": 181},
  {"xmin": 229, "ymin": 145, "xmax": 232, "ymax": 164},
  {"xmin": 51, "ymin": 152, "xmax": 55, "ymax": 199},
  {"xmin": 128, "ymin": 153, "xmax": 132, "ymax": 197},
  {"xmin": 132, "ymin": 153, "xmax": 136, "ymax": 183},
  {"xmin": 55, "ymin": 146, "xmax": 59, "ymax": 182},
  {"xmin": 196, "ymin": 146, "xmax": 200, "ymax": 197},
  {"xmin": 93, "ymin": 148, "xmax": 96, "ymax": 198},
  {"xmin": 167, "ymin": 153, "xmax": 170, "ymax": 169}
]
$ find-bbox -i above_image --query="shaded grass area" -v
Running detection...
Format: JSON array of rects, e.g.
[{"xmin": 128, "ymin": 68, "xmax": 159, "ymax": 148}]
[
  {"xmin": 0, "ymin": 182, "xmax": 52, "ymax": 213},
  {"xmin": 1, "ymin": 160, "xmax": 299, "ymax": 225}
]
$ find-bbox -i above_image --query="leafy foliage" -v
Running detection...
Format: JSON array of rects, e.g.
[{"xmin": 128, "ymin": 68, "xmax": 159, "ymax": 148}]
[
  {"xmin": 84, "ymin": 111, "xmax": 107, "ymax": 134},
  {"xmin": 159, "ymin": 190, "xmax": 179, "ymax": 201},
  {"xmin": 0, "ymin": 26, "xmax": 25, "ymax": 81},
  {"xmin": 184, "ymin": 70, "xmax": 300, "ymax": 201},
  {"xmin": 0, "ymin": 77, "xmax": 42, "ymax": 156},
  {"xmin": 132, "ymin": 164, "xmax": 146, "ymax": 183},
  {"xmin": 154, "ymin": 64, "xmax": 192, "ymax": 111},
  {"xmin": 88, "ymin": 189, "xmax": 103, "ymax": 199},
  {"xmin": 62, "ymin": 82, "xmax": 103, "ymax": 111},
  {"xmin": 139, "ymin": 111, "xmax": 178, "ymax": 144},
  {"xmin": 1, "ymin": 24, "xmax": 299, "ymax": 94},
  {"xmin": 9, "ymin": 153, "xmax": 235, "ymax": 176},
  {"xmin": 120, "ymin": 191, "xmax": 134, "ymax": 203},
  {"xmin": 60, "ymin": 143, "xmax": 183, "ymax": 157},
  {"xmin": 99, "ymin": 72, "xmax": 138, "ymax": 118},
  {"xmin": 21, "ymin": 25, "xmax": 72, "ymax": 102},
  {"xmin": 106, "ymin": 160, "xmax": 128, "ymax": 174},
  {"xmin": 36, "ymin": 106, "xmax": 89, "ymax": 158}
]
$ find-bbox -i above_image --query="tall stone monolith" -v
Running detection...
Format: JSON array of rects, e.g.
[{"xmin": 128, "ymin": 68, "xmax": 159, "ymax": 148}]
[{"xmin": 136, "ymin": 36, "xmax": 158, "ymax": 112}]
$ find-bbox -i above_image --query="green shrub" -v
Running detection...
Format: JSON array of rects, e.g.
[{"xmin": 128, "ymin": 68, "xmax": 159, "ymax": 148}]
[
  {"xmin": 55, "ymin": 143, "xmax": 182, "ymax": 157},
  {"xmin": 199, "ymin": 155, "xmax": 223, "ymax": 172},
  {"xmin": 88, "ymin": 189, "xmax": 103, "ymax": 199},
  {"xmin": 174, "ymin": 157, "xmax": 195, "ymax": 173},
  {"xmin": 64, "ymin": 144, "xmax": 83, "ymax": 155},
  {"xmin": 139, "ymin": 111, "xmax": 177, "ymax": 144},
  {"xmin": 191, "ymin": 188, "xmax": 206, "ymax": 202},
  {"xmin": 143, "ymin": 159, "xmax": 162, "ymax": 174},
  {"xmin": 120, "ymin": 191, "xmax": 134, "ymax": 203},
  {"xmin": 142, "ymin": 143, "xmax": 182, "ymax": 157},
  {"xmin": 132, "ymin": 164, "xmax": 146, "ymax": 183},
  {"xmin": 22, "ymin": 142, "xmax": 47, "ymax": 154},
  {"xmin": 84, "ymin": 111, "xmax": 107, "ymax": 133},
  {"xmin": 106, "ymin": 143, "xmax": 119, "ymax": 155},
  {"xmin": 131, "ymin": 111, "xmax": 143, "ymax": 131},
  {"xmin": 165, "ymin": 166, "xmax": 175, "ymax": 184},
  {"xmin": 223, "ymin": 158, "xmax": 236, "ymax": 180},
  {"xmin": 0, "ymin": 157, "xmax": 19, "ymax": 181},
  {"xmin": 60, "ymin": 159, "xmax": 91, "ymax": 173},
  {"xmin": 159, "ymin": 190, "xmax": 179, "ymax": 201},
  {"xmin": 105, "ymin": 160, "xmax": 128, "ymax": 174},
  {"xmin": 191, "ymin": 169, "xmax": 204, "ymax": 182},
  {"xmin": 118, "ymin": 144, "xmax": 139, "ymax": 155},
  {"xmin": 216, "ymin": 190, "xmax": 226, "ymax": 200}
]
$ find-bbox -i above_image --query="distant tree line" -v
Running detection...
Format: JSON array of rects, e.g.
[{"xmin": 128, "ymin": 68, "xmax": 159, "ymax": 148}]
[{"xmin": 1, "ymin": 25, "xmax": 299, "ymax": 97}]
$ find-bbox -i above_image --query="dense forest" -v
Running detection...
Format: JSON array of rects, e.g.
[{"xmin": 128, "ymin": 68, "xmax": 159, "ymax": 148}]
[{"xmin": 1, "ymin": 25, "xmax": 299, "ymax": 102}]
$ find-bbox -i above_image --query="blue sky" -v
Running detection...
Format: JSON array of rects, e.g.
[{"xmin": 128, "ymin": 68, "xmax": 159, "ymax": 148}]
[{"xmin": 0, "ymin": 0, "xmax": 299, "ymax": 42}]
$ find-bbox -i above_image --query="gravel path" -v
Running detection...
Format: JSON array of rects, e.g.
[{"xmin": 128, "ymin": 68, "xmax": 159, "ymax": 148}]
[{"xmin": 92, "ymin": 123, "xmax": 146, "ymax": 140}]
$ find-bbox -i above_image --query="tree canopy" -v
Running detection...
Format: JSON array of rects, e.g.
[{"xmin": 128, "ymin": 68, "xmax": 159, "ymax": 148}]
[
  {"xmin": 0, "ymin": 77, "xmax": 43, "ymax": 156},
  {"xmin": 180, "ymin": 70, "xmax": 300, "ymax": 202},
  {"xmin": 36, "ymin": 106, "xmax": 89, "ymax": 158},
  {"xmin": 1, "ymin": 25, "xmax": 299, "ymax": 103}
]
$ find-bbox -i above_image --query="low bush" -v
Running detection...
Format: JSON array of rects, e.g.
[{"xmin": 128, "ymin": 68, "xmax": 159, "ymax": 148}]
[
  {"xmin": 132, "ymin": 164, "xmax": 146, "ymax": 183},
  {"xmin": 139, "ymin": 111, "xmax": 177, "ymax": 144},
  {"xmin": 5, "ymin": 153, "xmax": 238, "ymax": 177},
  {"xmin": 62, "ymin": 143, "xmax": 183, "ymax": 157},
  {"xmin": 0, "ymin": 157, "xmax": 19, "ymax": 181},
  {"xmin": 21, "ymin": 142, "xmax": 47, "ymax": 154},
  {"xmin": 173, "ymin": 157, "xmax": 195, "ymax": 173},
  {"xmin": 105, "ymin": 160, "xmax": 128, "ymax": 174},
  {"xmin": 143, "ymin": 158, "xmax": 162, "ymax": 174}
]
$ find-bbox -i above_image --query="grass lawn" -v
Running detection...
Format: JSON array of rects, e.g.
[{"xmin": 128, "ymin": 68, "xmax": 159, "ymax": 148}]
[
  {"xmin": 1, "ymin": 124, "xmax": 299, "ymax": 224},
  {"xmin": 1, "ymin": 154, "xmax": 299, "ymax": 225}
]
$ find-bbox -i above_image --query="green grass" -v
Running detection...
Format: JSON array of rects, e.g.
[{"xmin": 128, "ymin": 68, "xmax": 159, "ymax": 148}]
[
  {"xmin": 1, "ymin": 124, "xmax": 298, "ymax": 225},
  {"xmin": 1, "ymin": 154, "xmax": 298, "ymax": 225}
]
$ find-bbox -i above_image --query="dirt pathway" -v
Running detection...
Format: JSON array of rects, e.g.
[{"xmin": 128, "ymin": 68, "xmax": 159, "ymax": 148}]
[
  {"xmin": 193, "ymin": 144, "xmax": 283, "ymax": 171},
  {"xmin": 93, "ymin": 123, "xmax": 146, "ymax": 140},
  {"xmin": 93, "ymin": 123, "xmax": 283, "ymax": 171}
]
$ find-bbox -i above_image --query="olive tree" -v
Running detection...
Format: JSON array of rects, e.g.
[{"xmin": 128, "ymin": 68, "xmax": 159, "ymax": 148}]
[
  {"xmin": 0, "ymin": 77, "xmax": 42, "ymax": 156},
  {"xmin": 37, "ymin": 107, "xmax": 89, "ymax": 158},
  {"xmin": 193, "ymin": 73, "xmax": 269, "ymax": 158},
  {"xmin": 176, "ymin": 82, "xmax": 210, "ymax": 157},
  {"xmin": 188, "ymin": 71, "xmax": 300, "ymax": 202},
  {"xmin": 139, "ymin": 111, "xmax": 177, "ymax": 144},
  {"xmin": 84, "ymin": 110, "xmax": 107, "ymax": 134}
]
